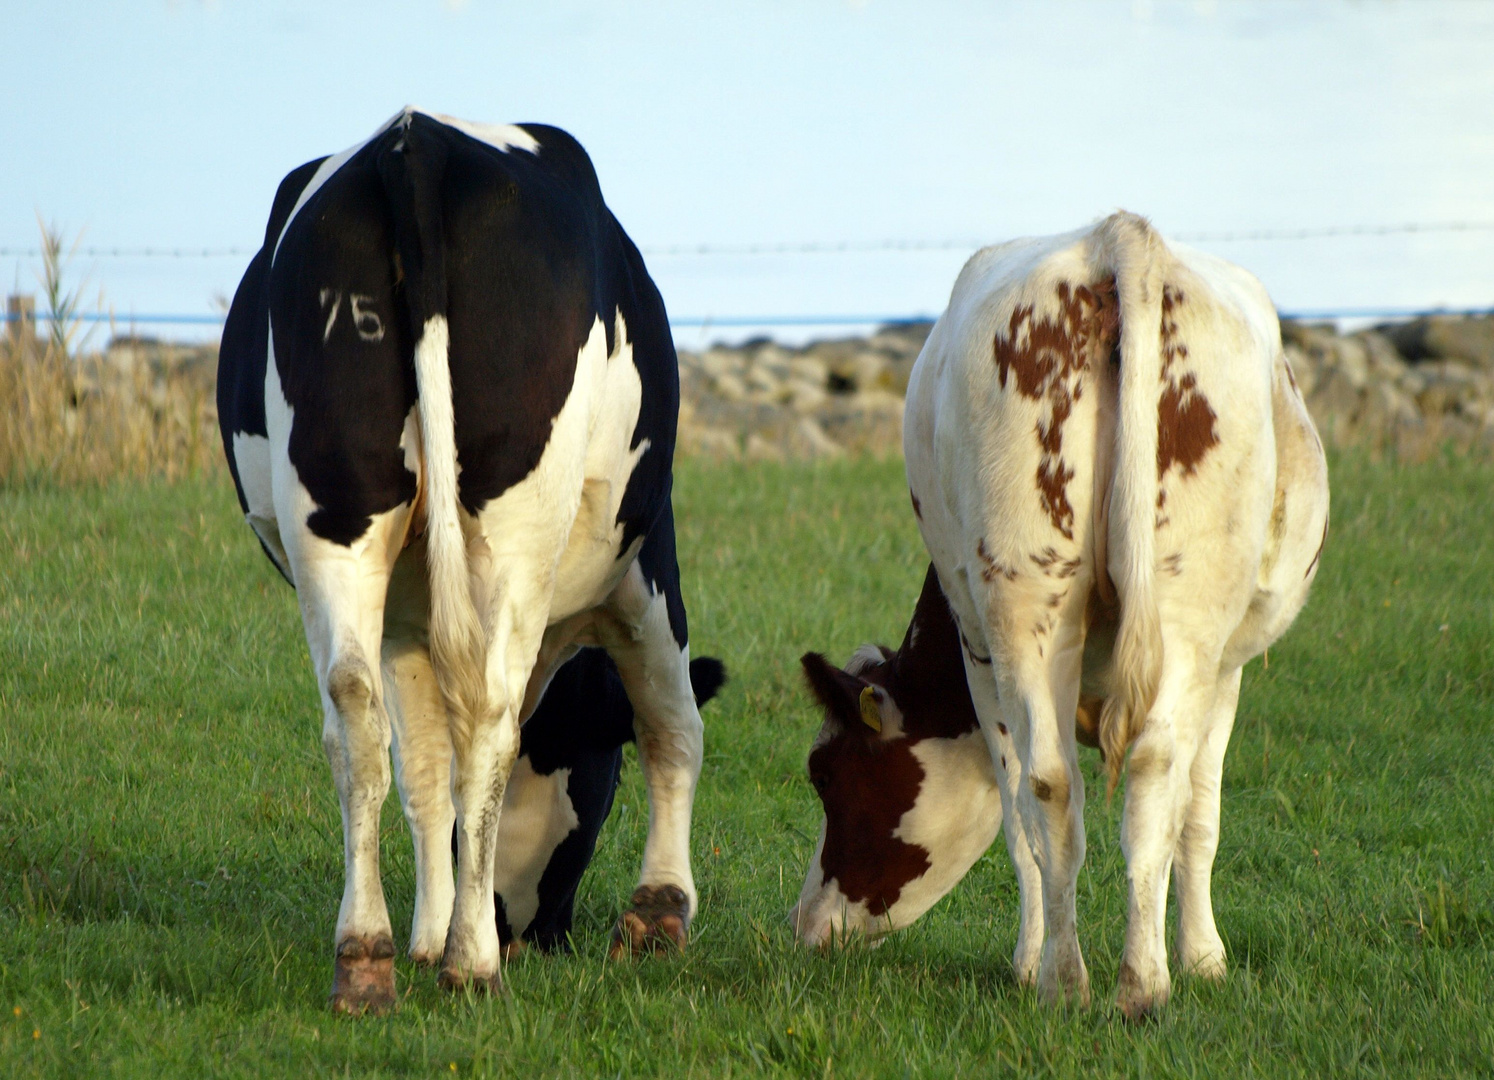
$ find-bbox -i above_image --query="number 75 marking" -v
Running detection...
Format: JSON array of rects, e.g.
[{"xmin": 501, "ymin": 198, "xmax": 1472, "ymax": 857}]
[{"xmin": 318, "ymin": 288, "xmax": 386, "ymax": 344}]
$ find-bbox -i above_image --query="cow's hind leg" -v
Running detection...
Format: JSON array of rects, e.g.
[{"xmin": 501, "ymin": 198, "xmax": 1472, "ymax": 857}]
[
  {"xmin": 1011, "ymin": 663, "xmax": 1090, "ymax": 1007},
  {"xmin": 961, "ymin": 650, "xmax": 1045, "ymax": 986},
  {"xmin": 968, "ymin": 576, "xmax": 1089, "ymax": 1004},
  {"xmin": 596, "ymin": 523, "xmax": 703, "ymax": 957},
  {"xmin": 1114, "ymin": 658, "xmax": 1219, "ymax": 1020},
  {"xmin": 383, "ymin": 638, "xmax": 456, "ymax": 966},
  {"xmin": 1172, "ymin": 667, "xmax": 1242, "ymax": 981},
  {"xmin": 284, "ymin": 524, "xmax": 404, "ymax": 1015},
  {"xmin": 439, "ymin": 542, "xmax": 569, "ymax": 993}
]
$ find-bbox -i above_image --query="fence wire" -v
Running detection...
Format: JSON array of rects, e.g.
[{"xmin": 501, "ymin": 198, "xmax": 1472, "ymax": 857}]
[{"xmin": 3, "ymin": 220, "xmax": 1493, "ymax": 261}]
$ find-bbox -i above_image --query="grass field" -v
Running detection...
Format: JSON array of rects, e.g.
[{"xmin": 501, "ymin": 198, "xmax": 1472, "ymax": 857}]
[{"xmin": 1, "ymin": 452, "xmax": 1491, "ymax": 1078}]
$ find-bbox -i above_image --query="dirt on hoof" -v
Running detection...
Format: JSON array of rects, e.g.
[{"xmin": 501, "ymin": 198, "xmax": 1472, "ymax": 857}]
[
  {"xmin": 1114, "ymin": 963, "xmax": 1166, "ymax": 1023},
  {"xmin": 329, "ymin": 935, "xmax": 397, "ymax": 1016},
  {"xmin": 436, "ymin": 966, "xmax": 504, "ymax": 996},
  {"xmin": 408, "ymin": 945, "xmax": 444, "ymax": 968},
  {"xmin": 609, "ymin": 884, "xmax": 690, "ymax": 959}
]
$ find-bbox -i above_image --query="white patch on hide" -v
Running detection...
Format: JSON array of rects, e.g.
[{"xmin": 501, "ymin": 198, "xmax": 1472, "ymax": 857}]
[
  {"xmin": 422, "ymin": 110, "xmax": 541, "ymax": 156},
  {"xmin": 491, "ymin": 758, "xmax": 580, "ymax": 936}
]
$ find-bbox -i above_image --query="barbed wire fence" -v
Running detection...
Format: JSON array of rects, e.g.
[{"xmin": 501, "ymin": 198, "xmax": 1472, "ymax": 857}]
[{"xmin": 3, "ymin": 220, "xmax": 1492, "ymax": 331}]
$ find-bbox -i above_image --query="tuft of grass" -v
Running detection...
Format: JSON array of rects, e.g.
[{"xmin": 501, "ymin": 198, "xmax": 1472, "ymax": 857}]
[{"xmin": 0, "ymin": 452, "xmax": 1490, "ymax": 1077}]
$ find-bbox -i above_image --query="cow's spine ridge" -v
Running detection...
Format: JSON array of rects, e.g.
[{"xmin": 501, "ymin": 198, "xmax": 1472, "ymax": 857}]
[
  {"xmin": 1094, "ymin": 211, "xmax": 1166, "ymax": 795},
  {"xmin": 379, "ymin": 114, "xmax": 488, "ymax": 739}
]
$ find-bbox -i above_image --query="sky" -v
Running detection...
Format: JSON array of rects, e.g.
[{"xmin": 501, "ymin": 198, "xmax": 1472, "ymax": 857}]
[{"xmin": 3, "ymin": 0, "xmax": 1493, "ymax": 346}]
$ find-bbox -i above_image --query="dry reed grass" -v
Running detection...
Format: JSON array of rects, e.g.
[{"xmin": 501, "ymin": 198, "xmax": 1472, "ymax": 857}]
[
  {"xmin": 1, "ymin": 221, "xmax": 221, "ymax": 488},
  {"xmin": 0, "ymin": 336, "xmax": 220, "ymax": 487}
]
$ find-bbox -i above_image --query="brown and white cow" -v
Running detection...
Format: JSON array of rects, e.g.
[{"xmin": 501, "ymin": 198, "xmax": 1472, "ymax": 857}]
[{"xmin": 792, "ymin": 213, "xmax": 1329, "ymax": 1019}]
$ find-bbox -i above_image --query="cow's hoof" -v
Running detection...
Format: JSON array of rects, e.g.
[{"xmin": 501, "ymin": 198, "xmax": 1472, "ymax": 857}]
[
  {"xmin": 1012, "ymin": 953, "xmax": 1041, "ymax": 989},
  {"xmin": 408, "ymin": 943, "xmax": 444, "ymax": 968},
  {"xmin": 1037, "ymin": 972, "xmax": 1092, "ymax": 1009},
  {"xmin": 501, "ymin": 938, "xmax": 528, "ymax": 963},
  {"xmin": 609, "ymin": 884, "xmax": 690, "ymax": 958},
  {"xmin": 436, "ymin": 966, "xmax": 503, "ymax": 996},
  {"xmin": 1178, "ymin": 943, "xmax": 1227, "ymax": 982},
  {"xmin": 1037, "ymin": 949, "xmax": 1091, "ymax": 1008},
  {"xmin": 1115, "ymin": 962, "xmax": 1169, "ymax": 1022},
  {"xmin": 329, "ymin": 935, "xmax": 397, "ymax": 1016}
]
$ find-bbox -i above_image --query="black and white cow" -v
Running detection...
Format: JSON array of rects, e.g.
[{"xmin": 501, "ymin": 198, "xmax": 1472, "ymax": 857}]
[
  {"xmin": 483, "ymin": 647, "xmax": 725, "ymax": 957},
  {"xmin": 219, "ymin": 107, "xmax": 708, "ymax": 1012}
]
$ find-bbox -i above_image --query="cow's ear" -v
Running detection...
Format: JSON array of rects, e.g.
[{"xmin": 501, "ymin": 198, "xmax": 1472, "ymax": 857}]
[
  {"xmin": 858, "ymin": 683, "xmax": 904, "ymax": 734},
  {"xmin": 800, "ymin": 652, "xmax": 867, "ymax": 730}
]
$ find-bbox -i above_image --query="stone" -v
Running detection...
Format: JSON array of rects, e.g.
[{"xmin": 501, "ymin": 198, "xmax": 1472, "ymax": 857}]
[
  {"xmin": 1328, "ymin": 336, "xmax": 1370, "ymax": 390},
  {"xmin": 1279, "ymin": 320, "xmax": 1338, "ymax": 352},
  {"xmin": 785, "ymin": 378, "xmax": 829, "ymax": 414},
  {"xmin": 1306, "ymin": 368, "xmax": 1364, "ymax": 438},
  {"xmin": 710, "ymin": 371, "xmax": 749, "ymax": 403},
  {"xmin": 870, "ymin": 320, "xmax": 935, "ymax": 360},
  {"xmin": 788, "ymin": 355, "xmax": 829, "ymax": 386},
  {"xmin": 1358, "ymin": 331, "xmax": 1408, "ymax": 380},
  {"xmin": 1381, "ymin": 314, "xmax": 1494, "ymax": 369},
  {"xmin": 1414, "ymin": 361, "xmax": 1479, "ymax": 417},
  {"xmin": 699, "ymin": 349, "xmax": 743, "ymax": 380},
  {"xmin": 791, "ymin": 418, "xmax": 845, "ymax": 460},
  {"xmin": 1397, "ymin": 369, "xmax": 1428, "ymax": 396},
  {"xmin": 744, "ymin": 363, "xmax": 782, "ymax": 397},
  {"xmin": 1360, "ymin": 382, "xmax": 1422, "ymax": 435}
]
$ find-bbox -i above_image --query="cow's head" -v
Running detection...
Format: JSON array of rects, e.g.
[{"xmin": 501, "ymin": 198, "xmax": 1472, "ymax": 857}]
[{"xmin": 789, "ymin": 567, "xmax": 1003, "ymax": 947}]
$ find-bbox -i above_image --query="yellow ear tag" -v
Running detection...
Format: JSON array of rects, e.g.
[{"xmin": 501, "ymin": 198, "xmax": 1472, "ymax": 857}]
[{"xmin": 858, "ymin": 686, "xmax": 883, "ymax": 733}]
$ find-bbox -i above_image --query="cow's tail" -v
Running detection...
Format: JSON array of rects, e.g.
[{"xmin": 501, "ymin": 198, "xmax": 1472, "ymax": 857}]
[
  {"xmin": 377, "ymin": 111, "xmax": 488, "ymax": 738},
  {"xmin": 1093, "ymin": 212, "xmax": 1167, "ymax": 796}
]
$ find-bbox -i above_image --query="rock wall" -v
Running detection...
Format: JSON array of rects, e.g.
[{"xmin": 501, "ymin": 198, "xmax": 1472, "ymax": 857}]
[
  {"xmin": 75, "ymin": 314, "xmax": 1494, "ymax": 467},
  {"xmin": 677, "ymin": 314, "xmax": 1494, "ymax": 461}
]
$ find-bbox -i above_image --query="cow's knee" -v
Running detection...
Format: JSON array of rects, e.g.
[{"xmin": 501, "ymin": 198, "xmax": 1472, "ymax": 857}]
[
  {"xmin": 329, "ymin": 653, "xmax": 374, "ymax": 718},
  {"xmin": 1029, "ymin": 770, "xmax": 1071, "ymax": 810}
]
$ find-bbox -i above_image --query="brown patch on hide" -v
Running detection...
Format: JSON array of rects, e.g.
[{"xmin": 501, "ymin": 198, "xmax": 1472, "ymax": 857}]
[
  {"xmin": 1157, "ymin": 286, "xmax": 1219, "ymax": 478},
  {"xmin": 993, "ymin": 278, "xmax": 1120, "ymax": 539},
  {"xmin": 809, "ymin": 733, "xmax": 932, "ymax": 915},
  {"xmin": 977, "ymin": 538, "xmax": 1019, "ymax": 583},
  {"xmin": 1161, "ymin": 552, "xmax": 1183, "ymax": 577},
  {"xmin": 1031, "ymin": 547, "xmax": 1081, "ymax": 578},
  {"xmin": 1157, "ymin": 373, "xmax": 1219, "ymax": 478},
  {"xmin": 1031, "ymin": 775, "xmax": 1068, "ymax": 804},
  {"xmin": 800, "ymin": 567, "xmax": 982, "ymax": 915},
  {"xmin": 869, "ymin": 567, "xmax": 983, "ymax": 742},
  {"xmin": 1160, "ymin": 286, "xmax": 1188, "ymax": 377}
]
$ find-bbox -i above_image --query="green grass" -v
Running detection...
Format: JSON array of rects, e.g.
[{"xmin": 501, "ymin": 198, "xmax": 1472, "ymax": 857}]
[{"xmin": 0, "ymin": 452, "xmax": 1491, "ymax": 1077}]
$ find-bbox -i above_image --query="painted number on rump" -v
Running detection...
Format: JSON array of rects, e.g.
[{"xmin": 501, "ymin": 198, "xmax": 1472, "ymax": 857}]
[{"xmin": 317, "ymin": 289, "xmax": 386, "ymax": 344}]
